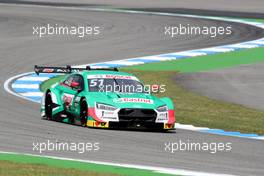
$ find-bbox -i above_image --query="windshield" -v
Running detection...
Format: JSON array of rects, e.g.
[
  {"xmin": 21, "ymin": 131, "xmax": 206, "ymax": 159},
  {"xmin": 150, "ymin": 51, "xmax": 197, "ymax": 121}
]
[{"xmin": 88, "ymin": 78, "xmax": 146, "ymax": 93}]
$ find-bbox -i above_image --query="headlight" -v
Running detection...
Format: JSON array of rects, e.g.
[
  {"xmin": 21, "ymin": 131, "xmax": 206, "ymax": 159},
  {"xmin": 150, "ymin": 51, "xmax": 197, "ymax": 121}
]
[
  {"xmin": 96, "ymin": 103, "xmax": 117, "ymax": 111},
  {"xmin": 157, "ymin": 105, "xmax": 168, "ymax": 112}
]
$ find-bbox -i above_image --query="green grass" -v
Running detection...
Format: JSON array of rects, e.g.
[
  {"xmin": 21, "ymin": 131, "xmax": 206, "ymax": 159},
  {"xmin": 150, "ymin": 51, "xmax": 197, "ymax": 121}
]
[
  {"xmin": 41, "ymin": 75, "xmax": 64, "ymax": 92},
  {"xmin": 123, "ymin": 47, "xmax": 264, "ymax": 72},
  {"xmin": 0, "ymin": 153, "xmax": 177, "ymax": 176},
  {"xmin": 40, "ymin": 70, "xmax": 264, "ymax": 135},
  {"xmin": 0, "ymin": 160, "xmax": 118, "ymax": 176},
  {"xmin": 244, "ymin": 18, "xmax": 264, "ymax": 23},
  {"xmin": 217, "ymin": 17, "xmax": 264, "ymax": 23}
]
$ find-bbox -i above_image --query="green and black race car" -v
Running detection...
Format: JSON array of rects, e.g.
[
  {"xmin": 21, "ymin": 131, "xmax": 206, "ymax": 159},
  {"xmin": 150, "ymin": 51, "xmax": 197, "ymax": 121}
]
[{"xmin": 35, "ymin": 65, "xmax": 176, "ymax": 130}]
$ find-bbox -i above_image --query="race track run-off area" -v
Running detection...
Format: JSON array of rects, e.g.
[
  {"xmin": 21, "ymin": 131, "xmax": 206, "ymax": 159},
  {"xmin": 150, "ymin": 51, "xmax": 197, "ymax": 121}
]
[{"xmin": 1, "ymin": 2, "xmax": 264, "ymax": 176}]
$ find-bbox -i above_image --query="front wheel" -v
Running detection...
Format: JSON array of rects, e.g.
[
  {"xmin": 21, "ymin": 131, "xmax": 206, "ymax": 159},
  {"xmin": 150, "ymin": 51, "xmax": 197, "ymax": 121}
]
[
  {"xmin": 45, "ymin": 92, "xmax": 53, "ymax": 120},
  {"xmin": 80, "ymin": 99, "xmax": 88, "ymax": 127}
]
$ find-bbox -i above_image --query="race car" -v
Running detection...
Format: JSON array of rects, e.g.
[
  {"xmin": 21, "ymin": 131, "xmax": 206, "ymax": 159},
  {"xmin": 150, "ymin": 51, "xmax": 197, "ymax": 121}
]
[{"xmin": 35, "ymin": 65, "xmax": 176, "ymax": 130}]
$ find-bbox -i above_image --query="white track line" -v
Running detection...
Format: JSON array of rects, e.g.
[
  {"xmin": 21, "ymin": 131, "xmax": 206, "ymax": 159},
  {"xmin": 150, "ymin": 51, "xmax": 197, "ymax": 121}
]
[
  {"xmin": 130, "ymin": 56, "xmax": 176, "ymax": 61},
  {"xmin": 12, "ymin": 84, "xmax": 39, "ymax": 89},
  {"xmin": 18, "ymin": 76, "xmax": 50, "ymax": 81},
  {"xmin": 199, "ymin": 47, "xmax": 235, "ymax": 52},
  {"xmin": 0, "ymin": 151, "xmax": 236, "ymax": 176},
  {"xmin": 167, "ymin": 51, "xmax": 207, "ymax": 57},
  {"xmin": 4, "ymin": 72, "xmax": 40, "ymax": 103},
  {"xmin": 224, "ymin": 44, "xmax": 259, "ymax": 49},
  {"xmin": 20, "ymin": 92, "xmax": 43, "ymax": 97},
  {"xmin": 102, "ymin": 60, "xmax": 145, "ymax": 66}
]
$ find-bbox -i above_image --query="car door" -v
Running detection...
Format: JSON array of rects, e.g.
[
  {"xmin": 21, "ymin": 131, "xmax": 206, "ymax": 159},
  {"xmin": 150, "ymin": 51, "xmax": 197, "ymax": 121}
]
[
  {"xmin": 59, "ymin": 74, "xmax": 84, "ymax": 115},
  {"xmin": 69, "ymin": 74, "xmax": 85, "ymax": 116}
]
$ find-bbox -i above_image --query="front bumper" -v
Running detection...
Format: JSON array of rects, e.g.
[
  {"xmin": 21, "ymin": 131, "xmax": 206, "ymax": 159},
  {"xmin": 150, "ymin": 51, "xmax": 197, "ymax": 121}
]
[
  {"xmin": 87, "ymin": 107, "xmax": 175, "ymax": 130},
  {"xmin": 87, "ymin": 119, "xmax": 175, "ymax": 130}
]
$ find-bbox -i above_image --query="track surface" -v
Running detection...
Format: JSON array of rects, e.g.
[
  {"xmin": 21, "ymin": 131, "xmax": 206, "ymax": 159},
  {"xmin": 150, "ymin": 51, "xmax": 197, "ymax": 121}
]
[
  {"xmin": 5, "ymin": 0, "xmax": 264, "ymax": 14},
  {"xmin": 1, "ymin": 2, "xmax": 264, "ymax": 176}
]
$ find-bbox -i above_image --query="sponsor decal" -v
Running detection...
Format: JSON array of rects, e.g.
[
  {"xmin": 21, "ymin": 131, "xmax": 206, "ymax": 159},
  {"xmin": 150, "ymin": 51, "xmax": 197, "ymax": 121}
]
[
  {"xmin": 43, "ymin": 68, "xmax": 54, "ymax": 73},
  {"xmin": 57, "ymin": 69, "xmax": 69, "ymax": 73},
  {"xmin": 113, "ymin": 98, "xmax": 153, "ymax": 104},
  {"xmin": 74, "ymin": 97, "xmax": 81, "ymax": 108},
  {"xmin": 62, "ymin": 93, "xmax": 74, "ymax": 108},
  {"xmin": 87, "ymin": 74, "xmax": 138, "ymax": 80}
]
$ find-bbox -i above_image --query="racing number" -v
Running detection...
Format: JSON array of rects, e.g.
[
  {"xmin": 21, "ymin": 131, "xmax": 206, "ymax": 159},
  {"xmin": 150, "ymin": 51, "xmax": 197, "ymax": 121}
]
[{"xmin": 90, "ymin": 79, "xmax": 104, "ymax": 87}]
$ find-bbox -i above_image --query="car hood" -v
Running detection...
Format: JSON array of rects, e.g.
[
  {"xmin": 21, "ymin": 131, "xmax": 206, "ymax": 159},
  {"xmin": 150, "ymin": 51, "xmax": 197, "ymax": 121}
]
[{"xmin": 87, "ymin": 92, "xmax": 166, "ymax": 109}]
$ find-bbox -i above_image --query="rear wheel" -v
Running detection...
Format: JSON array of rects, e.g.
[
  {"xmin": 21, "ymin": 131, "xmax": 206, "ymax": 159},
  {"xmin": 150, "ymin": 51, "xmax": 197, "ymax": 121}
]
[
  {"xmin": 45, "ymin": 92, "xmax": 53, "ymax": 120},
  {"xmin": 80, "ymin": 99, "xmax": 88, "ymax": 127}
]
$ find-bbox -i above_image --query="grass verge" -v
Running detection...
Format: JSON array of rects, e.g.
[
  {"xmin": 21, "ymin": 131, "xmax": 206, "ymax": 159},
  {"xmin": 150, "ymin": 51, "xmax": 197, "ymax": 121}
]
[
  {"xmin": 40, "ymin": 70, "xmax": 264, "ymax": 134},
  {"xmin": 0, "ymin": 153, "xmax": 177, "ymax": 176},
  {"xmin": 41, "ymin": 75, "xmax": 64, "ymax": 92},
  {"xmin": 244, "ymin": 18, "xmax": 264, "ymax": 23},
  {"xmin": 123, "ymin": 47, "xmax": 264, "ymax": 72},
  {"xmin": 0, "ymin": 160, "xmax": 118, "ymax": 176}
]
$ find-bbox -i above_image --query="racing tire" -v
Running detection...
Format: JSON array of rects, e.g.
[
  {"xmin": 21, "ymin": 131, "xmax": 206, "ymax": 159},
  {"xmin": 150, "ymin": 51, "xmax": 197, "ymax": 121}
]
[
  {"xmin": 45, "ymin": 92, "xmax": 53, "ymax": 120},
  {"xmin": 80, "ymin": 99, "xmax": 88, "ymax": 127}
]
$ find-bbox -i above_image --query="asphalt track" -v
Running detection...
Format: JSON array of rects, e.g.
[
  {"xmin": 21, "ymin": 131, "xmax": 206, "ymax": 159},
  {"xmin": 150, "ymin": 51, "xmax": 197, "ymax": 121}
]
[
  {"xmin": 4, "ymin": 0, "xmax": 264, "ymax": 14},
  {"xmin": 1, "ymin": 1, "xmax": 264, "ymax": 176}
]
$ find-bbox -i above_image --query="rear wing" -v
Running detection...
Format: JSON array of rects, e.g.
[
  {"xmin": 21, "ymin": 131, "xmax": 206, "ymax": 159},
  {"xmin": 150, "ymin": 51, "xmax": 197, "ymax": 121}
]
[{"xmin": 34, "ymin": 65, "xmax": 118, "ymax": 75}]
